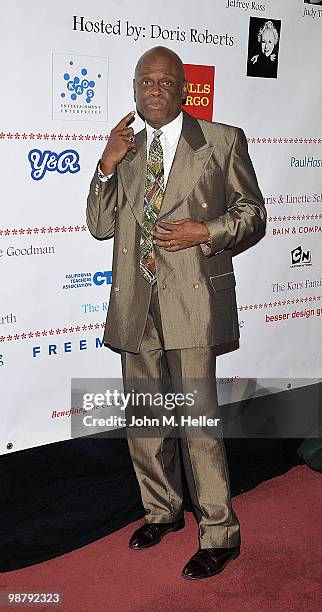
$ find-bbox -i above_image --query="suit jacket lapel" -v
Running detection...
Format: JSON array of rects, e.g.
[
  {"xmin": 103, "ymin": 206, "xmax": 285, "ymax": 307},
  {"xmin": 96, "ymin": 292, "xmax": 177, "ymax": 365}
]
[
  {"xmin": 118, "ymin": 129, "xmax": 147, "ymax": 227},
  {"xmin": 157, "ymin": 112, "xmax": 214, "ymax": 221},
  {"xmin": 118, "ymin": 111, "xmax": 214, "ymax": 228}
]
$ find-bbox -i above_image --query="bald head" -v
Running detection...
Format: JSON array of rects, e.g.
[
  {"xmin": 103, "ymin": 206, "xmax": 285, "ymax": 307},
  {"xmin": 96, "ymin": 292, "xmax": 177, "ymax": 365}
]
[
  {"xmin": 133, "ymin": 46, "xmax": 188, "ymax": 129},
  {"xmin": 135, "ymin": 46, "xmax": 185, "ymax": 82}
]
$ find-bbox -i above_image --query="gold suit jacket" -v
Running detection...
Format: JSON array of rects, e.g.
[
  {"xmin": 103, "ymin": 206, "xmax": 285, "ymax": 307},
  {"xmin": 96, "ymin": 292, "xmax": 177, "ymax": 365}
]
[{"xmin": 86, "ymin": 111, "xmax": 266, "ymax": 352}]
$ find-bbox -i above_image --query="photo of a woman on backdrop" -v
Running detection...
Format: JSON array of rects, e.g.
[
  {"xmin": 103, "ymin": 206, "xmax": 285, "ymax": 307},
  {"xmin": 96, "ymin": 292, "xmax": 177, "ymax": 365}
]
[{"xmin": 247, "ymin": 19, "xmax": 280, "ymax": 79}]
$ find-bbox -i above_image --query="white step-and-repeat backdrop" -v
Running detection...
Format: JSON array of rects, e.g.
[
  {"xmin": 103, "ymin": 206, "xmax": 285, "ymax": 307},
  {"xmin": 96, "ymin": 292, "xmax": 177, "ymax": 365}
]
[{"xmin": 1, "ymin": 0, "xmax": 321, "ymax": 453}]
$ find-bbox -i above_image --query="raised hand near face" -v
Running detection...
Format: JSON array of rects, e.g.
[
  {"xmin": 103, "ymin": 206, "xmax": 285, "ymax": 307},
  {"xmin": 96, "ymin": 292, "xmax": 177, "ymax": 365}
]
[{"xmin": 100, "ymin": 111, "xmax": 137, "ymax": 175}]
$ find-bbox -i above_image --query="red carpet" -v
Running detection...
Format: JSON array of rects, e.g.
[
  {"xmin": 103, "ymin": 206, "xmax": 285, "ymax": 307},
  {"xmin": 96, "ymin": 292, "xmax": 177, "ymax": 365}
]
[{"xmin": 1, "ymin": 465, "xmax": 321, "ymax": 611}]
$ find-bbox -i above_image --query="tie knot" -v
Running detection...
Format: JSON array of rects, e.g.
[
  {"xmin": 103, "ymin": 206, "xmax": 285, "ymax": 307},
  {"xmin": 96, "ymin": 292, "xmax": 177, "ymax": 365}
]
[{"xmin": 153, "ymin": 129, "xmax": 162, "ymax": 140}]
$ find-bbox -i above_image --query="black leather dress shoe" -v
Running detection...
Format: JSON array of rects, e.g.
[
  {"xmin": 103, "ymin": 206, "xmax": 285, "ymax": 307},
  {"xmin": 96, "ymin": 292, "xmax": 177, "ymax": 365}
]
[
  {"xmin": 129, "ymin": 517, "xmax": 185, "ymax": 550},
  {"xmin": 182, "ymin": 546, "xmax": 240, "ymax": 580}
]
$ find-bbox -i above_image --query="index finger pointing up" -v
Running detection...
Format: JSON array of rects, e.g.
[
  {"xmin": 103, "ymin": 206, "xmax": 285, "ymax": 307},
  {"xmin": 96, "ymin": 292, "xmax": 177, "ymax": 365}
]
[{"xmin": 115, "ymin": 110, "xmax": 136, "ymax": 130}]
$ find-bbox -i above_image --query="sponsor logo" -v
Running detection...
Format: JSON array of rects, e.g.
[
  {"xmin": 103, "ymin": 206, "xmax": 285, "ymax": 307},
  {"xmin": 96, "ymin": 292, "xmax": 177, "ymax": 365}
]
[
  {"xmin": 272, "ymin": 278, "xmax": 322, "ymax": 293},
  {"xmin": 265, "ymin": 307, "xmax": 321, "ymax": 323},
  {"xmin": 28, "ymin": 149, "xmax": 80, "ymax": 181},
  {"xmin": 291, "ymin": 246, "xmax": 312, "ymax": 268},
  {"xmin": 32, "ymin": 336, "xmax": 104, "ymax": 357},
  {"xmin": 272, "ymin": 225, "xmax": 322, "ymax": 236},
  {"xmin": 93, "ymin": 270, "xmax": 112, "ymax": 285},
  {"xmin": 265, "ymin": 193, "xmax": 322, "ymax": 204},
  {"xmin": 52, "ymin": 53, "xmax": 108, "ymax": 121},
  {"xmin": 0, "ymin": 244, "xmax": 55, "ymax": 258},
  {"xmin": 62, "ymin": 270, "xmax": 112, "ymax": 289},
  {"xmin": 183, "ymin": 64, "xmax": 215, "ymax": 121},
  {"xmin": 290, "ymin": 156, "xmax": 322, "ymax": 168}
]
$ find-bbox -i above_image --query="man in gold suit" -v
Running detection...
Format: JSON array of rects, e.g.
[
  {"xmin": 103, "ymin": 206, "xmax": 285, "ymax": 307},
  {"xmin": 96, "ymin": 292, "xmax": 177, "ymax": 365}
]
[{"xmin": 87, "ymin": 46, "xmax": 266, "ymax": 580}]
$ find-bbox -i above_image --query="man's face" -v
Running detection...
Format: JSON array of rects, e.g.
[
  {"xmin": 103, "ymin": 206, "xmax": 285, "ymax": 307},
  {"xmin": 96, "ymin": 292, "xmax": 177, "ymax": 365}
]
[{"xmin": 133, "ymin": 52, "xmax": 188, "ymax": 129}]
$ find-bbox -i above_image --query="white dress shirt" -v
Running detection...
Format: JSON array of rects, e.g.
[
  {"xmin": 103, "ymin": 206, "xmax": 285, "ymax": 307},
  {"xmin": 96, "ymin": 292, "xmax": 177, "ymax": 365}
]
[{"xmin": 145, "ymin": 111, "xmax": 183, "ymax": 187}]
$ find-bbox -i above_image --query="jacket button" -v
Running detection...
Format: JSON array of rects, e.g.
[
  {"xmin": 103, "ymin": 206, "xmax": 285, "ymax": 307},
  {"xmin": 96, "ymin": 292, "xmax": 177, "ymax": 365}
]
[
  {"xmin": 162, "ymin": 284, "xmax": 167, "ymax": 290},
  {"xmin": 193, "ymin": 282, "xmax": 199, "ymax": 289},
  {"xmin": 122, "ymin": 247, "xmax": 128, "ymax": 254},
  {"xmin": 114, "ymin": 286, "xmax": 120, "ymax": 292},
  {"xmin": 201, "ymin": 202, "xmax": 207, "ymax": 208}
]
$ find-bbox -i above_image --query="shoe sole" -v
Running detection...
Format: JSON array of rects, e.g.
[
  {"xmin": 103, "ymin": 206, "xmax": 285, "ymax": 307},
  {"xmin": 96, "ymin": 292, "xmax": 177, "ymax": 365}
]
[
  {"xmin": 129, "ymin": 521, "xmax": 185, "ymax": 550},
  {"xmin": 181, "ymin": 549, "xmax": 240, "ymax": 580}
]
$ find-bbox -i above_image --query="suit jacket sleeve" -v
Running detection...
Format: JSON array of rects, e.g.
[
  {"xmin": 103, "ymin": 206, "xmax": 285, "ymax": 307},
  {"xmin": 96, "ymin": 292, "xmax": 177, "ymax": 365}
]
[
  {"xmin": 86, "ymin": 163, "xmax": 118, "ymax": 239},
  {"xmin": 200, "ymin": 127, "xmax": 266, "ymax": 257}
]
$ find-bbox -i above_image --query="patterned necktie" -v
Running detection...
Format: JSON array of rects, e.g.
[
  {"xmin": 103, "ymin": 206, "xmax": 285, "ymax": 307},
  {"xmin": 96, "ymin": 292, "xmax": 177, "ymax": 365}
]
[{"xmin": 139, "ymin": 129, "xmax": 164, "ymax": 284}]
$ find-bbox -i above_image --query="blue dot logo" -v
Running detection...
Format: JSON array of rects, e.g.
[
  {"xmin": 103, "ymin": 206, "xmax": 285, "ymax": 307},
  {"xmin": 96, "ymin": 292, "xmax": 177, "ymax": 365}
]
[{"xmin": 60, "ymin": 62, "xmax": 101, "ymax": 104}]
